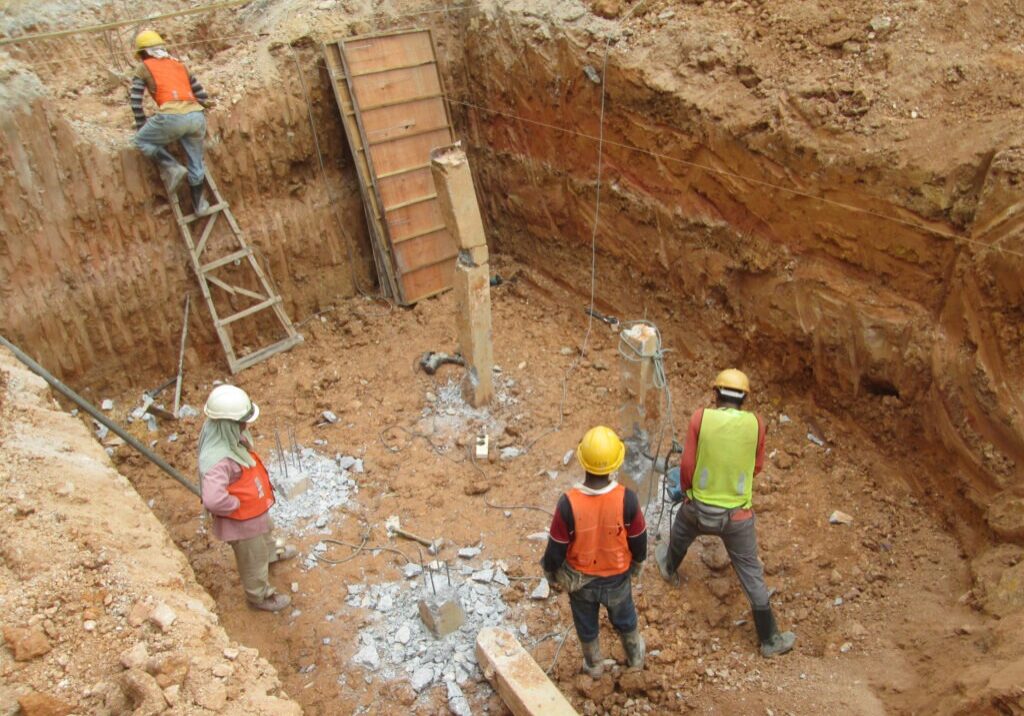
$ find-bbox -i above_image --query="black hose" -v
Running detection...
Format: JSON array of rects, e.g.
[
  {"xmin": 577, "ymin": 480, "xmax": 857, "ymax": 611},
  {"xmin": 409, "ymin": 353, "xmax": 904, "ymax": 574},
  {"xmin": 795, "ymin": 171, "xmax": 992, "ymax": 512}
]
[{"xmin": 0, "ymin": 334, "xmax": 201, "ymax": 497}]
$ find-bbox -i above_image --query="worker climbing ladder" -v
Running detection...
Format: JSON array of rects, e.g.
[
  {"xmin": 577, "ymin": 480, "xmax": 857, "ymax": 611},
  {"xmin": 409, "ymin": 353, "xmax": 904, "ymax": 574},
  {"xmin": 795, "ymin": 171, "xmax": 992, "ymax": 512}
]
[{"xmin": 163, "ymin": 170, "xmax": 302, "ymax": 374}]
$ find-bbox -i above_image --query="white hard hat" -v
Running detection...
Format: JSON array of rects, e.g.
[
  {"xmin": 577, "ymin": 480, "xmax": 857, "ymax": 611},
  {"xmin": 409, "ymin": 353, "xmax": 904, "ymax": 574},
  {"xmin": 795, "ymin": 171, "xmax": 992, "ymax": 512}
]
[{"xmin": 204, "ymin": 384, "xmax": 259, "ymax": 422}]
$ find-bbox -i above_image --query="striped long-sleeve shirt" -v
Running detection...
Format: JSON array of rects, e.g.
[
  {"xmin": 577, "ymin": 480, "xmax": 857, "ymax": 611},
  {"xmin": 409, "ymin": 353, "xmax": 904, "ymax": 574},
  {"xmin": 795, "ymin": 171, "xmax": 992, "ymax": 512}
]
[{"xmin": 130, "ymin": 61, "xmax": 208, "ymax": 129}]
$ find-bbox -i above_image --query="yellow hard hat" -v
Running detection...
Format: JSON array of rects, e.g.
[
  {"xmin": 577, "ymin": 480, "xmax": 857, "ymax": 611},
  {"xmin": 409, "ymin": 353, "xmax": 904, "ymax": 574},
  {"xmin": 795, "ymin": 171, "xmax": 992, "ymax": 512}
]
[
  {"xmin": 714, "ymin": 368, "xmax": 751, "ymax": 395},
  {"xmin": 576, "ymin": 426, "xmax": 625, "ymax": 476},
  {"xmin": 134, "ymin": 30, "xmax": 165, "ymax": 52}
]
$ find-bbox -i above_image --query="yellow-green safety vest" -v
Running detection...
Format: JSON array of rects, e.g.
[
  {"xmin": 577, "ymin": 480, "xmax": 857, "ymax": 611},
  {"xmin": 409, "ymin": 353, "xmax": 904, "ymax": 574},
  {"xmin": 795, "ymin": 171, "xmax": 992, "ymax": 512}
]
[{"xmin": 687, "ymin": 408, "xmax": 759, "ymax": 509}]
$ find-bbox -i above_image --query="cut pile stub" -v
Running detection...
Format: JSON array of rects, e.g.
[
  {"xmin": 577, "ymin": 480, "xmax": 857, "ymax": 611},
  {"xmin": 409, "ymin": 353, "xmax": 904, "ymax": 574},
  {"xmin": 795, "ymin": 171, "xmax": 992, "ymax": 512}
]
[
  {"xmin": 265, "ymin": 447, "xmax": 361, "ymax": 534},
  {"xmin": 346, "ymin": 560, "xmax": 513, "ymax": 701}
]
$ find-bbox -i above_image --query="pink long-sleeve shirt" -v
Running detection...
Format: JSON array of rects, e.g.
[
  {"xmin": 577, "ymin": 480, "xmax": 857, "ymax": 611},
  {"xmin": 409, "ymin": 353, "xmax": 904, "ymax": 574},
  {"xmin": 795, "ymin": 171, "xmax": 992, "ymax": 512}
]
[{"xmin": 201, "ymin": 457, "xmax": 271, "ymax": 542}]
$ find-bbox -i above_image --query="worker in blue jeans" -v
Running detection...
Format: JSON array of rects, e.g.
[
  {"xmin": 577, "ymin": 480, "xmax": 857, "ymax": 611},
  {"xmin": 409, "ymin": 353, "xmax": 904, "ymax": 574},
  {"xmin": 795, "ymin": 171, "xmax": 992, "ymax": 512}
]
[
  {"xmin": 130, "ymin": 29, "xmax": 212, "ymax": 216},
  {"xmin": 542, "ymin": 426, "xmax": 648, "ymax": 678}
]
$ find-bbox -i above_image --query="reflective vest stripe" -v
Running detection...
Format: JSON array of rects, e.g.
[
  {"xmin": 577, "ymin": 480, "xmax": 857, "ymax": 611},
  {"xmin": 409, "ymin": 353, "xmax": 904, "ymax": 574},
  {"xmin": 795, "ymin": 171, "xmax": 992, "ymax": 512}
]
[
  {"xmin": 565, "ymin": 484, "xmax": 631, "ymax": 578},
  {"xmin": 142, "ymin": 57, "xmax": 197, "ymax": 106},
  {"xmin": 689, "ymin": 408, "xmax": 758, "ymax": 509},
  {"xmin": 225, "ymin": 452, "xmax": 275, "ymax": 521}
]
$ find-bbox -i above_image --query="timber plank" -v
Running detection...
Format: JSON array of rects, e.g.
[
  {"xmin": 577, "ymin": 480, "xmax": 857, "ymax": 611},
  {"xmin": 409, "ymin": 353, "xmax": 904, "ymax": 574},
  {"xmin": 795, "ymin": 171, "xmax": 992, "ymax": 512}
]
[{"xmin": 476, "ymin": 628, "xmax": 579, "ymax": 716}]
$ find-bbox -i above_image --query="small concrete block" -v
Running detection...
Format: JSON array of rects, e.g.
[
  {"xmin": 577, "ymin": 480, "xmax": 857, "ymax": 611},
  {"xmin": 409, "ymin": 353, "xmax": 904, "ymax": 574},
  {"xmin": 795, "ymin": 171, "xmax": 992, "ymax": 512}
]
[
  {"xmin": 458, "ymin": 547, "xmax": 481, "ymax": 559},
  {"xmin": 530, "ymin": 579, "xmax": 550, "ymax": 600},
  {"xmin": 418, "ymin": 596, "xmax": 466, "ymax": 638},
  {"xmin": 411, "ymin": 666, "xmax": 434, "ymax": 692},
  {"xmin": 283, "ymin": 476, "xmax": 310, "ymax": 500}
]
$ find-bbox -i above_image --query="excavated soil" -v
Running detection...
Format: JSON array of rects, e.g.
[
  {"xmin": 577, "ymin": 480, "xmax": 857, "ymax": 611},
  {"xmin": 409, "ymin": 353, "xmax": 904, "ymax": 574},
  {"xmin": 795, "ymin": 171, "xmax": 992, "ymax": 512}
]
[{"xmin": 3, "ymin": 0, "xmax": 1024, "ymax": 714}]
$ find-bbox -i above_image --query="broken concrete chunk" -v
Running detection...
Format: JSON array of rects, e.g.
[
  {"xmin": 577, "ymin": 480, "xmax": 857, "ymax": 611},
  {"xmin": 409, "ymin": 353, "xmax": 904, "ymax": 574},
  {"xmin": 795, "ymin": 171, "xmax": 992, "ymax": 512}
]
[
  {"xmin": 807, "ymin": 432, "xmax": 826, "ymax": 447},
  {"xmin": 101, "ymin": 399, "xmax": 114, "ymax": 410},
  {"xmin": 403, "ymin": 563, "xmax": 423, "ymax": 579},
  {"xmin": 500, "ymin": 447, "xmax": 524, "ymax": 461},
  {"xmin": 458, "ymin": 546, "xmax": 481, "ymax": 559},
  {"xmin": 178, "ymin": 405, "xmax": 199, "ymax": 419},
  {"xmin": 527, "ymin": 532, "xmax": 550, "ymax": 542},
  {"xmin": 562, "ymin": 449, "xmax": 574, "ymax": 466},
  {"xmin": 418, "ymin": 595, "xmax": 466, "ymax": 638},
  {"xmin": 493, "ymin": 570, "xmax": 510, "ymax": 587},
  {"xmin": 119, "ymin": 642, "xmax": 149, "ymax": 670},
  {"xmin": 829, "ymin": 510, "xmax": 854, "ymax": 525},
  {"xmin": 471, "ymin": 569, "xmax": 494, "ymax": 583},
  {"xmin": 410, "ymin": 666, "xmax": 434, "ymax": 692},
  {"xmin": 222, "ymin": 647, "xmax": 239, "ymax": 661},
  {"xmin": 395, "ymin": 624, "xmax": 412, "ymax": 645},
  {"xmin": 530, "ymin": 578, "xmax": 550, "ymax": 600},
  {"xmin": 353, "ymin": 640, "xmax": 380, "ymax": 670},
  {"xmin": 322, "ymin": 410, "xmax": 339, "ymax": 424},
  {"xmin": 148, "ymin": 603, "xmax": 177, "ymax": 632},
  {"xmin": 446, "ymin": 678, "xmax": 472, "ymax": 716}
]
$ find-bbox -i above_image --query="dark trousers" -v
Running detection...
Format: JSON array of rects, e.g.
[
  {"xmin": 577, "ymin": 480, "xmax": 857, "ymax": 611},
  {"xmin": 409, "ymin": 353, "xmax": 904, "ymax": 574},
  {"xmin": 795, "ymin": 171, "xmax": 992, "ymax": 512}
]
[
  {"xmin": 568, "ymin": 575, "xmax": 637, "ymax": 643},
  {"xmin": 665, "ymin": 500, "xmax": 771, "ymax": 608}
]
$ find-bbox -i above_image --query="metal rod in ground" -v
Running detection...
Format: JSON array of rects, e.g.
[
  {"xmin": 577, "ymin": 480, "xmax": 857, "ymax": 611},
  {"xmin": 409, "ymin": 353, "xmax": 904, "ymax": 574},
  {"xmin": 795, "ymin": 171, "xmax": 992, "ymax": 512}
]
[
  {"xmin": 274, "ymin": 429, "xmax": 289, "ymax": 482},
  {"xmin": 289, "ymin": 426, "xmax": 301, "ymax": 470},
  {"xmin": 173, "ymin": 294, "xmax": 191, "ymax": 418},
  {"xmin": 444, "ymin": 560, "xmax": 451, "ymax": 587},
  {"xmin": 0, "ymin": 334, "xmax": 200, "ymax": 497}
]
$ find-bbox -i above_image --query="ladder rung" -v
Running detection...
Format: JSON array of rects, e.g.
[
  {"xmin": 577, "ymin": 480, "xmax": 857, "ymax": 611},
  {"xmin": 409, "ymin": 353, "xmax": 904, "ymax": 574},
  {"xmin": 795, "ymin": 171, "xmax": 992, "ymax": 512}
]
[
  {"xmin": 201, "ymin": 247, "xmax": 252, "ymax": 273},
  {"xmin": 184, "ymin": 203, "xmax": 227, "ymax": 223},
  {"xmin": 217, "ymin": 296, "xmax": 282, "ymax": 327},
  {"xmin": 230, "ymin": 334, "xmax": 304, "ymax": 374}
]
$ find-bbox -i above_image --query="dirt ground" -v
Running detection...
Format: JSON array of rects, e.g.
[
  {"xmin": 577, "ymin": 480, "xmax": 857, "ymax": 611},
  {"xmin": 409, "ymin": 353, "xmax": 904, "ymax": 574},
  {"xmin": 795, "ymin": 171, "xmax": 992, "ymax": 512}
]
[
  {"xmin": 78, "ymin": 254, "xmax": 1017, "ymax": 715},
  {"xmin": 3, "ymin": 0, "xmax": 1024, "ymax": 714}
]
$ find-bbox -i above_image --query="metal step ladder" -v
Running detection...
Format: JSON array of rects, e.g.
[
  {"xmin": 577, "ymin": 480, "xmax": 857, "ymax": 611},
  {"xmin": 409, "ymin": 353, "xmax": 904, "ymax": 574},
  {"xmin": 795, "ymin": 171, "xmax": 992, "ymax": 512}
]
[{"xmin": 163, "ymin": 170, "xmax": 302, "ymax": 374}]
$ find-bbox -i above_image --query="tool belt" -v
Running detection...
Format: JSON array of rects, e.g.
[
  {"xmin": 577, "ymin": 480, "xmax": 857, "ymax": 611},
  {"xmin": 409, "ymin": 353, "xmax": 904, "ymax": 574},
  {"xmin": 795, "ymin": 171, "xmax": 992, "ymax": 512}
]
[
  {"xmin": 692, "ymin": 499, "xmax": 753, "ymax": 533},
  {"xmin": 556, "ymin": 563, "xmax": 597, "ymax": 593}
]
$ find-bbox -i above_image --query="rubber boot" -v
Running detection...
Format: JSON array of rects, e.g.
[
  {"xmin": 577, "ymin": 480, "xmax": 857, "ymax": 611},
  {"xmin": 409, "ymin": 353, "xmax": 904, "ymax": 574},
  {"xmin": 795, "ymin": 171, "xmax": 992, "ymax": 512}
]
[
  {"xmin": 753, "ymin": 606, "xmax": 796, "ymax": 658},
  {"xmin": 619, "ymin": 629, "xmax": 646, "ymax": 670},
  {"xmin": 190, "ymin": 182, "xmax": 212, "ymax": 216},
  {"xmin": 156, "ymin": 156, "xmax": 187, "ymax": 193},
  {"xmin": 580, "ymin": 638, "xmax": 604, "ymax": 679},
  {"xmin": 655, "ymin": 543, "xmax": 680, "ymax": 587},
  {"xmin": 250, "ymin": 592, "xmax": 291, "ymax": 612}
]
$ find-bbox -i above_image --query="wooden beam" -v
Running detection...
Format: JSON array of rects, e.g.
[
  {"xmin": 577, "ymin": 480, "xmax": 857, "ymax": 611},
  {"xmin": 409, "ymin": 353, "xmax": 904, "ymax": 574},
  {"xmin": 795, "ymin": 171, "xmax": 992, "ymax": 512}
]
[{"xmin": 476, "ymin": 628, "xmax": 579, "ymax": 716}]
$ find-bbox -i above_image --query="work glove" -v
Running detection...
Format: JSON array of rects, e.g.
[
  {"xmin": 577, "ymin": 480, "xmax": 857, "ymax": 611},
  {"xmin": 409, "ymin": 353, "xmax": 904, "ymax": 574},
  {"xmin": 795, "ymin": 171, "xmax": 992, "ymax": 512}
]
[
  {"xmin": 544, "ymin": 570, "xmax": 561, "ymax": 592},
  {"xmin": 629, "ymin": 560, "xmax": 645, "ymax": 579}
]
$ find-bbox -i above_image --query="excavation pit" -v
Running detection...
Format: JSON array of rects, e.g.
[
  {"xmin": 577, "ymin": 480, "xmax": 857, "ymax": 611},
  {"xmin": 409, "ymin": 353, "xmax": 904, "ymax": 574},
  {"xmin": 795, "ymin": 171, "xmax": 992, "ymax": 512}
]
[{"xmin": 2, "ymin": 1, "xmax": 1024, "ymax": 714}]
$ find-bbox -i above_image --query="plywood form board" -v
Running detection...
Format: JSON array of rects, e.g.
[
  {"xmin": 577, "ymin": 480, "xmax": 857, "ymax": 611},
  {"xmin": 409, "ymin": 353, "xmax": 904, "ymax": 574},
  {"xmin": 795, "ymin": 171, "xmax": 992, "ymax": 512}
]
[
  {"xmin": 333, "ymin": 28, "xmax": 459, "ymax": 304},
  {"xmin": 322, "ymin": 42, "xmax": 398, "ymax": 300}
]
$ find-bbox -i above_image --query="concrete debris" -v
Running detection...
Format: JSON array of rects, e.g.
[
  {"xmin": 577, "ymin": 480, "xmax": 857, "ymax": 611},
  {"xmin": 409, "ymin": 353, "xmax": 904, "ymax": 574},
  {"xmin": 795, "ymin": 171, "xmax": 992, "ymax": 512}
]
[
  {"xmin": 419, "ymin": 591, "xmax": 467, "ymax": 638},
  {"xmin": 322, "ymin": 410, "xmax": 339, "ymax": 424},
  {"xmin": 101, "ymin": 398, "xmax": 114, "ymax": 410},
  {"xmin": 779, "ymin": 414, "xmax": 791, "ymax": 424},
  {"xmin": 527, "ymin": 532, "xmax": 549, "ymax": 542},
  {"xmin": 395, "ymin": 625, "xmax": 412, "ymax": 645},
  {"xmin": 410, "ymin": 666, "xmax": 434, "ymax": 692},
  {"xmin": 562, "ymin": 449, "xmax": 574, "ymax": 466},
  {"xmin": 807, "ymin": 432, "xmax": 826, "ymax": 447},
  {"xmin": 829, "ymin": 510, "xmax": 854, "ymax": 525},
  {"xmin": 500, "ymin": 446, "xmax": 524, "ymax": 460},
  {"xmin": 148, "ymin": 603, "xmax": 177, "ymax": 632},
  {"xmin": 840, "ymin": 641, "xmax": 853, "ymax": 653},
  {"xmin": 178, "ymin": 404, "xmax": 199, "ymax": 419},
  {"xmin": 493, "ymin": 570, "xmax": 510, "ymax": 587},
  {"xmin": 530, "ymin": 578, "xmax": 550, "ymax": 600},
  {"xmin": 404, "ymin": 563, "xmax": 424, "ymax": 579},
  {"xmin": 291, "ymin": 582, "xmax": 299, "ymax": 593},
  {"xmin": 546, "ymin": 470, "xmax": 559, "ymax": 480},
  {"xmin": 267, "ymin": 447, "xmax": 359, "ymax": 535},
  {"xmin": 446, "ymin": 678, "xmax": 472, "ymax": 716},
  {"xmin": 223, "ymin": 647, "xmax": 239, "ymax": 661},
  {"xmin": 471, "ymin": 569, "xmax": 494, "ymax": 583},
  {"xmin": 94, "ymin": 421, "xmax": 109, "ymax": 440},
  {"xmin": 353, "ymin": 637, "xmax": 381, "ymax": 670},
  {"xmin": 869, "ymin": 15, "xmax": 893, "ymax": 34},
  {"xmin": 350, "ymin": 576, "xmax": 509, "ymax": 694},
  {"xmin": 458, "ymin": 546, "xmax": 482, "ymax": 559},
  {"xmin": 83, "ymin": 619, "xmax": 96, "ymax": 632},
  {"xmin": 144, "ymin": 414, "xmax": 158, "ymax": 432}
]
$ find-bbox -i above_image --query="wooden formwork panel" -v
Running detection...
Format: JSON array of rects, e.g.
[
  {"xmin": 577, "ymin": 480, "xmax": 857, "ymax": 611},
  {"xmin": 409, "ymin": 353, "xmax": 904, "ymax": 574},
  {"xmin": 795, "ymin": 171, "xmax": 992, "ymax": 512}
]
[{"xmin": 325, "ymin": 28, "xmax": 458, "ymax": 304}]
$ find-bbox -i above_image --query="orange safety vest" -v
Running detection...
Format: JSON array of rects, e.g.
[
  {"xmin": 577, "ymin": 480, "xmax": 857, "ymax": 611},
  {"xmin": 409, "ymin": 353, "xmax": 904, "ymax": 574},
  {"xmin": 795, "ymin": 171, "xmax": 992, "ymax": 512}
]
[
  {"xmin": 142, "ymin": 57, "xmax": 197, "ymax": 106},
  {"xmin": 225, "ymin": 452, "xmax": 275, "ymax": 521},
  {"xmin": 565, "ymin": 484, "xmax": 632, "ymax": 578}
]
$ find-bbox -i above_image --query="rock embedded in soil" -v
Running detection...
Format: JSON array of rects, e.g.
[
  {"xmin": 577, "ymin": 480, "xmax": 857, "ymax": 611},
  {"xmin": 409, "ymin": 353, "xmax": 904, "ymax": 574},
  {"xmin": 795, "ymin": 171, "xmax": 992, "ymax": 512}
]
[
  {"xmin": 17, "ymin": 692, "xmax": 75, "ymax": 716},
  {"xmin": 3, "ymin": 625, "xmax": 51, "ymax": 661},
  {"xmin": 148, "ymin": 603, "xmax": 177, "ymax": 632}
]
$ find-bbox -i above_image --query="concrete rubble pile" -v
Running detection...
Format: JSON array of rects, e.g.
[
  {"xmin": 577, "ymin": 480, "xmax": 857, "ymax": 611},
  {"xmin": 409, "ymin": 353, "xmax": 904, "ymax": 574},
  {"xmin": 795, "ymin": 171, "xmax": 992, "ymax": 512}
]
[{"xmin": 265, "ymin": 447, "xmax": 361, "ymax": 534}]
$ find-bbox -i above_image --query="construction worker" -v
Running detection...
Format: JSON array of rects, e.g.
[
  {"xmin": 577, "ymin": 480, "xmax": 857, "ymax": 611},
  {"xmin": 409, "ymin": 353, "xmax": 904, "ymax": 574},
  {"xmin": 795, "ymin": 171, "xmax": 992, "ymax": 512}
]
[
  {"xmin": 541, "ymin": 426, "xmax": 647, "ymax": 678},
  {"xmin": 198, "ymin": 385, "xmax": 296, "ymax": 612},
  {"xmin": 130, "ymin": 30, "xmax": 212, "ymax": 216},
  {"xmin": 655, "ymin": 369, "xmax": 796, "ymax": 657}
]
